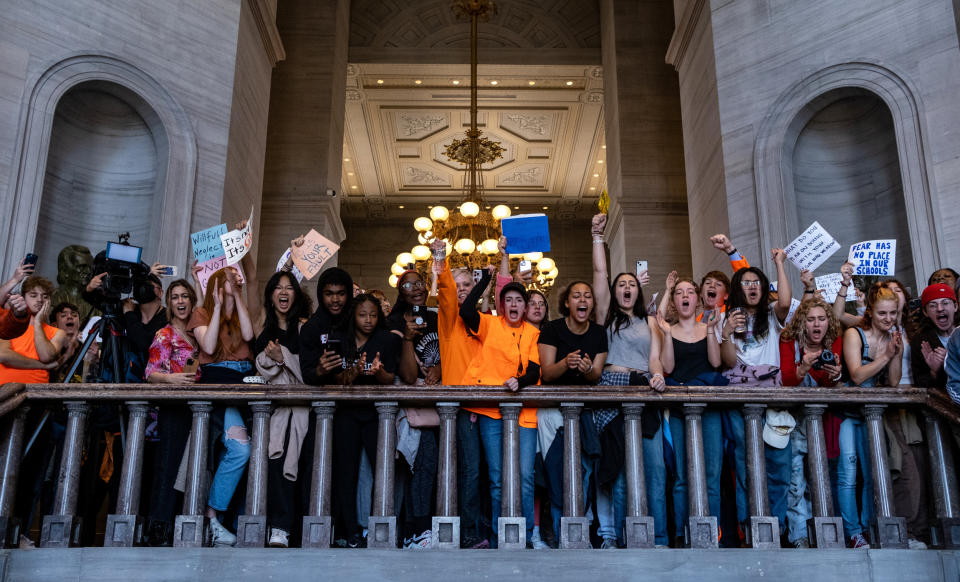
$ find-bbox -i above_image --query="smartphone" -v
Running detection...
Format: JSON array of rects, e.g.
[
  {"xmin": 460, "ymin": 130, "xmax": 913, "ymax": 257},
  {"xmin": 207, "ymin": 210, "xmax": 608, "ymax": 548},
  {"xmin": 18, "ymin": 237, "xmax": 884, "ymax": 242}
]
[
  {"xmin": 907, "ymin": 298, "xmax": 922, "ymax": 311},
  {"xmin": 158, "ymin": 265, "xmax": 178, "ymax": 277},
  {"xmin": 24, "ymin": 253, "xmax": 38, "ymax": 267},
  {"xmin": 183, "ymin": 357, "xmax": 199, "ymax": 375},
  {"xmin": 635, "ymin": 260, "xmax": 648, "ymax": 277},
  {"xmin": 325, "ymin": 338, "xmax": 342, "ymax": 357},
  {"xmin": 472, "ymin": 269, "xmax": 483, "ymax": 283},
  {"xmin": 411, "ymin": 305, "xmax": 425, "ymax": 325},
  {"xmin": 518, "ymin": 260, "xmax": 531, "ymax": 274}
]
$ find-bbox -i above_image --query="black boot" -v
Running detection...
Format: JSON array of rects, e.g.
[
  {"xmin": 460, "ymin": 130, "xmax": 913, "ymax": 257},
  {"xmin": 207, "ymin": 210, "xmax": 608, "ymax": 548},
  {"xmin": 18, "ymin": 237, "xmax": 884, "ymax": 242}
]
[{"xmin": 145, "ymin": 520, "xmax": 172, "ymax": 547}]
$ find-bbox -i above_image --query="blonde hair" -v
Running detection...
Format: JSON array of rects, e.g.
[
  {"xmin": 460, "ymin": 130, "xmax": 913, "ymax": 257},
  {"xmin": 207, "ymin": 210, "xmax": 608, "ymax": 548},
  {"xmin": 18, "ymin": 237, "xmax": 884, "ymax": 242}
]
[{"xmin": 781, "ymin": 298, "xmax": 841, "ymax": 348}]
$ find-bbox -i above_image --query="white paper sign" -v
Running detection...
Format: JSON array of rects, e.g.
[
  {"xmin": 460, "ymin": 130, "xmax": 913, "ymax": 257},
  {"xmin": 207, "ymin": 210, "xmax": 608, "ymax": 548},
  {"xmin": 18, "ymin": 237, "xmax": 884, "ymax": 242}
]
[
  {"xmin": 816, "ymin": 273, "xmax": 856, "ymax": 304},
  {"xmin": 220, "ymin": 207, "xmax": 254, "ymax": 265},
  {"xmin": 847, "ymin": 239, "xmax": 896, "ymax": 276},
  {"xmin": 275, "ymin": 248, "xmax": 304, "ymax": 283},
  {"xmin": 784, "ymin": 221, "xmax": 841, "ymax": 272}
]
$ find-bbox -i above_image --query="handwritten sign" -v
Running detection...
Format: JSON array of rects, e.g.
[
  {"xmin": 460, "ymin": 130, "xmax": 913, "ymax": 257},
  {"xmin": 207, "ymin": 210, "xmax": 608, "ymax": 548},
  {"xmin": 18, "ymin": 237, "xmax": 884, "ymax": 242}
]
[
  {"xmin": 275, "ymin": 249, "xmax": 304, "ymax": 283},
  {"xmin": 196, "ymin": 256, "xmax": 246, "ymax": 296},
  {"xmin": 191, "ymin": 224, "xmax": 227, "ymax": 262},
  {"xmin": 220, "ymin": 208, "xmax": 254, "ymax": 265},
  {"xmin": 847, "ymin": 239, "xmax": 896, "ymax": 276},
  {"xmin": 501, "ymin": 214, "xmax": 551, "ymax": 254},
  {"xmin": 784, "ymin": 221, "xmax": 841, "ymax": 272},
  {"xmin": 290, "ymin": 229, "xmax": 339, "ymax": 280},
  {"xmin": 816, "ymin": 273, "xmax": 856, "ymax": 304}
]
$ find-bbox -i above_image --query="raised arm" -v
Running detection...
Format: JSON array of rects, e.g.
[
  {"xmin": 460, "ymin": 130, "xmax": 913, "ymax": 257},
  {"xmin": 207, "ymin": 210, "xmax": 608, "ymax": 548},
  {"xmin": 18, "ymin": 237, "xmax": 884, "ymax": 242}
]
[
  {"xmin": 229, "ymin": 274, "xmax": 255, "ymax": 342},
  {"xmin": 655, "ymin": 313, "xmax": 675, "ymax": 374},
  {"xmin": 591, "ymin": 213, "xmax": 611, "ymax": 324},
  {"xmin": 0, "ymin": 259, "xmax": 33, "ymax": 306},
  {"xmin": 771, "ymin": 248, "xmax": 791, "ymax": 322},
  {"xmin": 711, "ymin": 234, "xmax": 750, "ymax": 273},
  {"xmin": 459, "ymin": 267, "xmax": 492, "ymax": 333},
  {"xmin": 704, "ymin": 310, "xmax": 722, "ymax": 368},
  {"xmin": 195, "ymin": 281, "xmax": 223, "ymax": 356},
  {"xmin": 833, "ymin": 264, "xmax": 862, "ymax": 328},
  {"xmin": 657, "ymin": 271, "xmax": 678, "ymax": 320},
  {"xmin": 32, "ymin": 301, "xmax": 64, "ymax": 363}
]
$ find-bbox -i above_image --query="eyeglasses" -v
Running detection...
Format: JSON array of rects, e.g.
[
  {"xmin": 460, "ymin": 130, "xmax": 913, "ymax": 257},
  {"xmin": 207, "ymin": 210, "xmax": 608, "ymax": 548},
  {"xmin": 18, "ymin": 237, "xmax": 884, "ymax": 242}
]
[
  {"xmin": 740, "ymin": 280, "xmax": 762, "ymax": 288},
  {"xmin": 400, "ymin": 280, "xmax": 426, "ymax": 291}
]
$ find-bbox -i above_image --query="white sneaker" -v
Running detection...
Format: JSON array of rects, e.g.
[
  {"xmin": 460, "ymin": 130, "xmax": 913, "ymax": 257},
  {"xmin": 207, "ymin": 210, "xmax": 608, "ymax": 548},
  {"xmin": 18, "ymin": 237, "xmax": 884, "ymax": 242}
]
[
  {"xmin": 403, "ymin": 529, "xmax": 432, "ymax": 549},
  {"xmin": 209, "ymin": 516, "xmax": 237, "ymax": 547},
  {"xmin": 18, "ymin": 534, "xmax": 35, "ymax": 549},
  {"xmin": 268, "ymin": 527, "xmax": 290, "ymax": 548},
  {"xmin": 529, "ymin": 528, "xmax": 549, "ymax": 549},
  {"xmin": 907, "ymin": 538, "xmax": 928, "ymax": 550}
]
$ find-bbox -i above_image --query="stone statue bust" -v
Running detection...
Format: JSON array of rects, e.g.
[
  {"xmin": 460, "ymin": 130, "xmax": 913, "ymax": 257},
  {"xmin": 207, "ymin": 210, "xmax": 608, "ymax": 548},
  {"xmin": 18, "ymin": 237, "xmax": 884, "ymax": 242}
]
[{"xmin": 51, "ymin": 245, "xmax": 97, "ymax": 324}]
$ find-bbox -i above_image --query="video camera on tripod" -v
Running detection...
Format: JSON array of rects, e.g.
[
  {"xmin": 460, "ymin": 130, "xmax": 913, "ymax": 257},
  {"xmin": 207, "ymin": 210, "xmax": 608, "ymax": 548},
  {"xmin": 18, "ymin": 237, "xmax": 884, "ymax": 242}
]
[{"xmin": 97, "ymin": 233, "xmax": 153, "ymax": 304}]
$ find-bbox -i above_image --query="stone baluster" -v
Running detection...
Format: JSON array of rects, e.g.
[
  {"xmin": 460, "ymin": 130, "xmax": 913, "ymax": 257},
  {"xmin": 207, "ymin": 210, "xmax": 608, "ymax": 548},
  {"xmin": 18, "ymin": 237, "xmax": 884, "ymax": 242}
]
[
  {"xmin": 743, "ymin": 404, "xmax": 779, "ymax": 548},
  {"xmin": 237, "ymin": 401, "xmax": 271, "ymax": 547},
  {"xmin": 0, "ymin": 405, "xmax": 29, "ymax": 547},
  {"xmin": 683, "ymin": 403, "xmax": 718, "ymax": 548},
  {"xmin": 368, "ymin": 402, "xmax": 398, "ymax": 548},
  {"xmin": 863, "ymin": 404, "xmax": 907, "ymax": 548},
  {"xmin": 303, "ymin": 402, "xmax": 335, "ymax": 549},
  {"xmin": 173, "ymin": 401, "xmax": 212, "ymax": 547},
  {"xmin": 498, "ymin": 403, "xmax": 525, "ymax": 550},
  {"xmin": 433, "ymin": 402, "xmax": 460, "ymax": 549},
  {"xmin": 924, "ymin": 410, "xmax": 960, "ymax": 548},
  {"xmin": 104, "ymin": 402, "xmax": 150, "ymax": 547},
  {"xmin": 40, "ymin": 401, "xmax": 89, "ymax": 547},
  {"xmin": 622, "ymin": 404, "xmax": 654, "ymax": 548},
  {"xmin": 802, "ymin": 405, "xmax": 844, "ymax": 548},
  {"xmin": 559, "ymin": 403, "xmax": 590, "ymax": 549}
]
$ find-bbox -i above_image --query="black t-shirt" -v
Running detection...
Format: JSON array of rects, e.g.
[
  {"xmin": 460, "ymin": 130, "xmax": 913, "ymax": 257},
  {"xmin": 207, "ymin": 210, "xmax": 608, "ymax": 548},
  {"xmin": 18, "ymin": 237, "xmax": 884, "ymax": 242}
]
[
  {"xmin": 255, "ymin": 323, "xmax": 299, "ymax": 357},
  {"xmin": 537, "ymin": 317, "xmax": 608, "ymax": 385},
  {"xmin": 387, "ymin": 306, "xmax": 440, "ymax": 379},
  {"xmin": 332, "ymin": 327, "xmax": 401, "ymax": 380},
  {"xmin": 298, "ymin": 308, "xmax": 347, "ymax": 385},
  {"xmin": 123, "ymin": 305, "xmax": 168, "ymax": 362}
]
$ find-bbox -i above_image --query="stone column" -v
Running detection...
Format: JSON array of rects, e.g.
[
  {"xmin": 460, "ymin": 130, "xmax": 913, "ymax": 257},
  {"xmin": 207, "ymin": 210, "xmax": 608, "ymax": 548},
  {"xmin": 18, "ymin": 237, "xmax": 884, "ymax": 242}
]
[
  {"xmin": 923, "ymin": 410, "xmax": 960, "ymax": 548},
  {"xmin": 743, "ymin": 404, "xmax": 779, "ymax": 548},
  {"xmin": 104, "ymin": 402, "xmax": 150, "ymax": 547},
  {"xmin": 237, "ymin": 401, "xmax": 271, "ymax": 547},
  {"xmin": 498, "ymin": 403, "xmax": 525, "ymax": 550},
  {"xmin": 863, "ymin": 404, "xmax": 907, "ymax": 548},
  {"xmin": 174, "ymin": 401, "xmax": 212, "ymax": 548},
  {"xmin": 559, "ymin": 403, "xmax": 590, "ymax": 549},
  {"xmin": 683, "ymin": 403, "xmax": 718, "ymax": 548},
  {"xmin": 0, "ymin": 405, "xmax": 29, "ymax": 547},
  {"xmin": 40, "ymin": 401, "xmax": 88, "ymax": 548},
  {"xmin": 622, "ymin": 403, "xmax": 654, "ymax": 548},
  {"xmin": 433, "ymin": 402, "xmax": 460, "ymax": 549},
  {"xmin": 803, "ymin": 405, "xmax": 844, "ymax": 549},
  {"xmin": 303, "ymin": 401, "xmax": 336, "ymax": 549},
  {"xmin": 368, "ymin": 401, "xmax": 398, "ymax": 548}
]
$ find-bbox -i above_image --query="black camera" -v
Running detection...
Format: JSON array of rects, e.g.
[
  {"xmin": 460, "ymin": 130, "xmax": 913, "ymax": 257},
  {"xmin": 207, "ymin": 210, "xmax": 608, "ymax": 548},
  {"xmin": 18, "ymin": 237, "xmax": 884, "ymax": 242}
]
[
  {"xmin": 812, "ymin": 349, "xmax": 836, "ymax": 371},
  {"xmin": 94, "ymin": 234, "xmax": 152, "ymax": 301}
]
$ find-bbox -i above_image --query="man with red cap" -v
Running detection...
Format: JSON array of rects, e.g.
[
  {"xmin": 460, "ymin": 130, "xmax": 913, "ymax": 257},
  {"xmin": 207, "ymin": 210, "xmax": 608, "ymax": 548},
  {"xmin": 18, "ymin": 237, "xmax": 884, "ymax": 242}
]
[{"xmin": 911, "ymin": 283, "xmax": 958, "ymax": 389}]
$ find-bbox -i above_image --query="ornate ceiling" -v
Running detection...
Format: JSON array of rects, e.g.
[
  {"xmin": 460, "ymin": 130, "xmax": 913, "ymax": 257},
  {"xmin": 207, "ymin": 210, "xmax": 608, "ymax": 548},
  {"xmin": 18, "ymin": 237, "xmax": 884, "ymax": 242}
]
[{"xmin": 341, "ymin": 63, "xmax": 607, "ymax": 219}]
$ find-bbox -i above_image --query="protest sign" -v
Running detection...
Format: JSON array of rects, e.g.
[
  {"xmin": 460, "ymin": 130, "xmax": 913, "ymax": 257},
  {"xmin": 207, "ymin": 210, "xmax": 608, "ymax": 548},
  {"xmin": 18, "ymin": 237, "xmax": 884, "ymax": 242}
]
[
  {"xmin": 220, "ymin": 208, "xmax": 254, "ymax": 265},
  {"xmin": 196, "ymin": 256, "xmax": 246, "ymax": 296},
  {"xmin": 816, "ymin": 273, "xmax": 856, "ymax": 304},
  {"xmin": 275, "ymin": 249, "xmax": 304, "ymax": 283},
  {"xmin": 191, "ymin": 224, "xmax": 227, "ymax": 262},
  {"xmin": 501, "ymin": 214, "xmax": 551, "ymax": 254},
  {"xmin": 784, "ymin": 221, "xmax": 840, "ymax": 272},
  {"xmin": 847, "ymin": 240, "xmax": 896, "ymax": 276},
  {"xmin": 290, "ymin": 229, "xmax": 340, "ymax": 280}
]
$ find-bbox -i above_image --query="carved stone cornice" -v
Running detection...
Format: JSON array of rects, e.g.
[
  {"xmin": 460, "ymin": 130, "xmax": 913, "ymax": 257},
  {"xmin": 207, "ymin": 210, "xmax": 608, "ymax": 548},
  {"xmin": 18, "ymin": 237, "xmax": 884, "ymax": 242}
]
[
  {"xmin": 248, "ymin": 0, "xmax": 286, "ymax": 66},
  {"xmin": 665, "ymin": 0, "xmax": 706, "ymax": 71}
]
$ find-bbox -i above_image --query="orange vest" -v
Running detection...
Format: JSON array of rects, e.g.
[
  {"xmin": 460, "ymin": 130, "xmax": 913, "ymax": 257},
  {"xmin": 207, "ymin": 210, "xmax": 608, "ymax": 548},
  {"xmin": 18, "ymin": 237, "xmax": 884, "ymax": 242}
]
[{"xmin": 437, "ymin": 263, "xmax": 481, "ymax": 385}]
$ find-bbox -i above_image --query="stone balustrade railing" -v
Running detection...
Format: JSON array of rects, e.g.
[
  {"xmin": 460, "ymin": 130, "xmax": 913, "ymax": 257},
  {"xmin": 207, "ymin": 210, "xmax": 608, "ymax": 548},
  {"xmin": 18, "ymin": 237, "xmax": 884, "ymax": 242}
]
[{"xmin": 0, "ymin": 383, "xmax": 956, "ymax": 551}]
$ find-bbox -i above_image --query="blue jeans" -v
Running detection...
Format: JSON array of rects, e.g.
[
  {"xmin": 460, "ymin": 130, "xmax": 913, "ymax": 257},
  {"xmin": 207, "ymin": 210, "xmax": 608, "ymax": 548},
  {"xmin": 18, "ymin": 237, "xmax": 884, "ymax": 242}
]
[
  {"xmin": 478, "ymin": 415, "xmax": 537, "ymax": 544},
  {"xmin": 644, "ymin": 411, "xmax": 687, "ymax": 545},
  {"xmin": 208, "ymin": 407, "xmax": 251, "ymax": 512},
  {"xmin": 700, "ymin": 409, "xmax": 730, "ymax": 521},
  {"xmin": 838, "ymin": 417, "xmax": 874, "ymax": 538},
  {"xmin": 787, "ymin": 427, "xmax": 812, "ymax": 543},
  {"xmin": 596, "ymin": 470, "xmax": 627, "ymax": 544}
]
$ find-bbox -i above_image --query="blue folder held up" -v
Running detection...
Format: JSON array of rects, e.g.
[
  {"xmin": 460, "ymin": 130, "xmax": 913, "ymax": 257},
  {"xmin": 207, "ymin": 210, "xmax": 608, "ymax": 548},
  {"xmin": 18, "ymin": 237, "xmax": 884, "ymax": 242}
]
[{"xmin": 500, "ymin": 213, "xmax": 551, "ymax": 254}]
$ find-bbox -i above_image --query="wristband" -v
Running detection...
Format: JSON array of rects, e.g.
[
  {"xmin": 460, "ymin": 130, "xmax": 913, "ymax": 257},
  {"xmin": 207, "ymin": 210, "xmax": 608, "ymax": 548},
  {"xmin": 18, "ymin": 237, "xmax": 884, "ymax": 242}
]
[
  {"xmin": 726, "ymin": 247, "xmax": 738, "ymax": 256},
  {"xmin": 592, "ymin": 235, "xmax": 604, "ymax": 244},
  {"xmin": 837, "ymin": 293, "xmax": 847, "ymax": 298},
  {"xmin": 803, "ymin": 289, "xmax": 815, "ymax": 294}
]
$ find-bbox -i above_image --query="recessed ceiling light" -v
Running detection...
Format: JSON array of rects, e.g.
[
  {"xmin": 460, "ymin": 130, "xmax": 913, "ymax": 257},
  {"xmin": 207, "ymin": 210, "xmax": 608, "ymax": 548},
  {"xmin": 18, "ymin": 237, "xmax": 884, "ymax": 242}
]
[
  {"xmin": 589, "ymin": 187, "xmax": 596, "ymax": 191},
  {"xmin": 528, "ymin": 81, "xmax": 536, "ymax": 86},
  {"xmin": 351, "ymin": 185, "xmax": 358, "ymax": 189},
  {"xmin": 398, "ymin": 205, "xmax": 405, "ymax": 209},
  {"xmin": 414, "ymin": 79, "xmax": 422, "ymax": 85},
  {"xmin": 566, "ymin": 81, "xmax": 574, "ymax": 86},
  {"xmin": 344, "ymin": 158, "xmax": 351, "ymax": 162},
  {"xmin": 452, "ymin": 80, "xmax": 460, "ymax": 85},
  {"xmin": 593, "ymin": 173, "xmax": 599, "ymax": 178},
  {"xmin": 542, "ymin": 206, "xmax": 548, "ymax": 210},
  {"xmin": 376, "ymin": 79, "xmax": 384, "ymax": 84},
  {"xmin": 597, "ymin": 160, "xmax": 604, "ymax": 164},
  {"xmin": 513, "ymin": 205, "xmax": 519, "ymax": 209},
  {"xmin": 490, "ymin": 80, "xmax": 498, "ymax": 85},
  {"xmin": 485, "ymin": 205, "xmax": 491, "ymax": 209},
  {"xmin": 348, "ymin": 172, "xmax": 354, "ymax": 176},
  {"xmin": 428, "ymin": 205, "xmax": 434, "ymax": 209},
  {"xmin": 601, "ymin": 145, "xmax": 606, "ymax": 149}
]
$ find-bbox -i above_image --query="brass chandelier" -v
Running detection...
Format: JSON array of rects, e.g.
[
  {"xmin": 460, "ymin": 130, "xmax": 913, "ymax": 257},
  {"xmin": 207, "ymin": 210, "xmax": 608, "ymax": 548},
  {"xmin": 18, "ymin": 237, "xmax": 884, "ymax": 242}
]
[{"xmin": 388, "ymin": 0, "xmax": 558, "ymax": 293}]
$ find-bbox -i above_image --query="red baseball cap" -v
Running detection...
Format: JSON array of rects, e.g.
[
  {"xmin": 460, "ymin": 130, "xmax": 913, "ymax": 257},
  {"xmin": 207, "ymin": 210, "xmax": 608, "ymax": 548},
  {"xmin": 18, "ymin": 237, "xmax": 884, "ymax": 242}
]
[{"xmin": 921, "ymin": 283, "xmax": 957, "ymax": 307}]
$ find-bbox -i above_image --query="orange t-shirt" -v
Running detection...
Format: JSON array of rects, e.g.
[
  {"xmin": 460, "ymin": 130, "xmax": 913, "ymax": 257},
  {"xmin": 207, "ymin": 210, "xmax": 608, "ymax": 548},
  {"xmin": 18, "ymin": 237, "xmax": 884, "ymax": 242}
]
[
  {"xmin": 0, "ymin": 322, "xmax": 58, "ymax": 384},
  {"xmin": 437, "ymin": 262, "xmax": 481, "ymax": 385},
  {"xmin": 463, "ymin": 315, "xmax": 540, "ymax": 428}
]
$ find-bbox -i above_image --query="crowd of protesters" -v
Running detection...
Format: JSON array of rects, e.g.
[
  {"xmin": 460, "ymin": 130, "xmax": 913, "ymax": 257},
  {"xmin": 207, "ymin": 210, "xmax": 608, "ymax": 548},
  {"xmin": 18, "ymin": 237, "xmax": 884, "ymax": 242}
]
[{"xmin": 0, "ymin": 216, "xmax": 958, "ymax": 551}]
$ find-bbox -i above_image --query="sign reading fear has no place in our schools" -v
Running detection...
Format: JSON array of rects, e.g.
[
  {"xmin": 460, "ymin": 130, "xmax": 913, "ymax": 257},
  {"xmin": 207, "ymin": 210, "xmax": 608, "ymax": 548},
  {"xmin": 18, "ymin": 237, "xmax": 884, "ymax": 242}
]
[{"xmin": 847, "ymin": 239, "xmax": 896, "ymax": 276}]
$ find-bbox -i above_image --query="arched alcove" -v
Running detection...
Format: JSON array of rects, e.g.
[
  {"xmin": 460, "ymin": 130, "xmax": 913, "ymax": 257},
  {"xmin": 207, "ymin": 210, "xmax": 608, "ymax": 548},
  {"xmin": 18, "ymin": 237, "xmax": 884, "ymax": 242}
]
[
  {"xmin": 789, "ymin": 90, "xmax": 914, "ymax": 286},
  {"xmin": 33, "ymin": 82, "xmax": 167, "ymax": 280}
]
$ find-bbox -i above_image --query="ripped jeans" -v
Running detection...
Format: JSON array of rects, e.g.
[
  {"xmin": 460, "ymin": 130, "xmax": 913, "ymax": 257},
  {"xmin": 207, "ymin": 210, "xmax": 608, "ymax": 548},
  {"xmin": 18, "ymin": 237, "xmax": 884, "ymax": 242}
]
[{"xmin": 208, "ymin": 407, "xmax": 251, "ymax": 512}]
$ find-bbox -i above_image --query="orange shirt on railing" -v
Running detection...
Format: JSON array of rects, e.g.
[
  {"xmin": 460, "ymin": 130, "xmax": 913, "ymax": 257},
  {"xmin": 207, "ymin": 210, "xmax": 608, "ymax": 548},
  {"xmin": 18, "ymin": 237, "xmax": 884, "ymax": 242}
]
[{"xmin": 0, "ymin": 323, "xmax": 58, "ymax": 384}]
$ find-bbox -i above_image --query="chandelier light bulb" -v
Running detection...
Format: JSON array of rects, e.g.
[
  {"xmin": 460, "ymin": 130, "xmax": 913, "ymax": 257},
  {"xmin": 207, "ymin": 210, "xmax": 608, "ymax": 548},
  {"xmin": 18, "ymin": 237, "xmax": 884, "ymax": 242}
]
[
  {"xmin": 454, "ymin": 238, "xmax": 476, "ymax": 255},
  {"xmin": 538, "ymin": 257, "xmax": 555, "ymax": 272},
  {"xmin": 480, "ymin": 239, "xmax": 499, "ymax": 255},
  {"xmin": 412, "ymin": 245, "xmax": 431, "ymax": 261},
  {"xmin": 413, "ymin": 216, "xmax": 433, "ymax": 232},
  {"xmin": 418, "ymin": 233, "xmax": 428, "ymax": 245},
  {"xmin": 430, "ymin": 205, "xmax": 450, "ymax": 222},
  {"xmin": 389, "ymin": 274, "xmax": 399, "ymax": 288},
  {"xmin": 523, "ymin": 252, "xmax": 543, "ymax": 262},
  {"xmin": 460, "ymin": 201, "xmax": 480, "ymax": 218},
  {"xmin": 547, "ymin": 267, "xmax": 559, "ymax": 279},
  {"xmin": 391, "ymin": 263, "xmax": 405, "ymax": 276},
  {"xmin": 491, "ymin": 204, "xmax": 511, "ymax": 220},
  {"xmin": 397, "ymin": 252, "xmax": 415, "ymax": 267},
  {"xmin": 444, "ymin": 240, "xmax": 453, "ymax": 256}
]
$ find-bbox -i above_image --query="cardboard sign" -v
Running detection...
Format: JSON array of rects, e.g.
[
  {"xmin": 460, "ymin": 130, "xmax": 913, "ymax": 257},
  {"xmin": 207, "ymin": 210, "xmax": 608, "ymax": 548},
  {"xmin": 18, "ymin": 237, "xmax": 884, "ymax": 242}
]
[
  {"xmin": 190, "ymin": 224, "xmax": 227, "ymax": 262},
  {"xmin": 276, "ymin": 249, "xmax": 304, "ymax": 283},
  {"xmin": 847, "ymin": 239, "xmax": 896, "ymax": 276},
  {"xmin": 816, "ymin": 273, "xmax": 856, "ymax": 304},
  {"xmin": 784, "ymin": 221, "xmax": 841, "ymax": 272},
  {"xmin": 220, "ymin": 207, "xmax": 254, "ymax": 265},
  {"xmin": 290, "ymin": 229, "xmax": 340, "ymax": 280},
  {"xmin": 196, "ymin": 256, "xmax": 246, "ymax": 296},
  {"xmin": 501, "ymin": 214, "xmax": 551, "ymax": 254}
]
